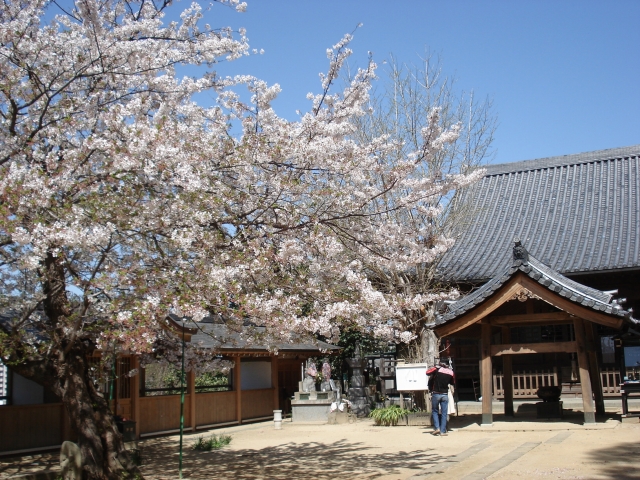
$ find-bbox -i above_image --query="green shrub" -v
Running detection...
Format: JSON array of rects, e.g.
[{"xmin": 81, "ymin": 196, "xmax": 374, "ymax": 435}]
[
  {"xmin": 369, "ymin": 405, "xmax": 411, "ymax": 426},
  {"xmin": 192, "ymin": 433, "xmax": 232, "ymax": 451}
]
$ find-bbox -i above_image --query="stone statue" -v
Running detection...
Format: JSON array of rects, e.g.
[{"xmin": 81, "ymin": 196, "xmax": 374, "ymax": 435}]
[
  {"xmin": 320, "ymin": 359, "xmax": 332, "ymax": 392},
  {"xmin": 302, "ymin": 360, "xmax": 317, "ymax": 392},
  {"xmin": 60, "ymin": 441, "xmax": 82, "ymax": 480}
]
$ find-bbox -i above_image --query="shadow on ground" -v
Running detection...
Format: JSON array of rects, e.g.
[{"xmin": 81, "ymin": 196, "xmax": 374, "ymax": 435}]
[
  {"xmin": 0, "ymin": 451, "xmax": 59, "ymax": 477},
  {"xmin": 585, "ymin": 431, "xmax": 640, "ymax": 480},
  {"xmin": 446, "ymin": 410, "xmax": 621, "ymax": 429},
  {"xmin": 140, "ymin": 436, "xmax": 445, "ymax": 479}
]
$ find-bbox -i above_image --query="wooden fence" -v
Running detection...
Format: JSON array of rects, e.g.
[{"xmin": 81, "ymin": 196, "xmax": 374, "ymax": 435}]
[
  {"xmin": 0, "ymin": 388, "xmax": 275, "ymax": 455},
  {"xmin": 0, "ymin": 403, "xmax": 72, "ymax": 452},
  {"xmin": 139, "ymin": 394, "xmax": 192, "ymax": 434},
  {"xmin": 241, "ymin": 388, "xmax": 275, "ymax": 420},
  {"xmin": 195, "ymin": 390, "xmax": 236, "ymax": 427}
]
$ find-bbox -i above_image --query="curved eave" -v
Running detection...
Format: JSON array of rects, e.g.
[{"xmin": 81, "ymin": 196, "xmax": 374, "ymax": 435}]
[{"xmin": 434, "ymin": 269, "xmax": 627, "ymax": 337}]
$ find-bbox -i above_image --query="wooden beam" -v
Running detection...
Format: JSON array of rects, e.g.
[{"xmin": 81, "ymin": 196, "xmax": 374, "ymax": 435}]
[
  {"xmin": 130, "ymin": 355, "xmax": 141, "ymax": 439},
  {"xmin": 489, "ymin": 312, "xmax": 574, "ymax": 326},
  {"xmin": 502, "ymin": 327, "xmax": 514, "ymax": 416},
  {"xmin": 573, "ymin": 318, "xmax": 596, "ymax": 424},
  {"xmin": 481, "ymin": 323, "xmax": 493, "ymax": 425},
  {"xmin": 435, "ymin": 279, "xmax": 525, "ymax": 338},
  {"xmin": 519, "ymin": 276, "xmax": 624, "ymax": 330},
  {"xmin": 271, "ymin": 355, "xmax": 279, "ymax": 411},
  {"xmin": 585, "ymin": 322, "xmax": 605, "ymax": 415},
  {"xmin": 491, "ymin": 341, "xmax": 578, "ymax": 356}
]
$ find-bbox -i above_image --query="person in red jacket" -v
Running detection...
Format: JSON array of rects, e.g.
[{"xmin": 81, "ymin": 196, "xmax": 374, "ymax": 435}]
[{"xmin": 426, "ymin": 361, "xmax": 455, "ymax": 436}]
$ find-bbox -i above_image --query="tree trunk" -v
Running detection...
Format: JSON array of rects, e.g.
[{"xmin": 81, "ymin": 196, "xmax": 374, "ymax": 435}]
[
  {"xmin": 11, "ymin": 344, "xmax": 140, "ymax": 479},
  {"xmin": 61, "ymin": 346, "xmax": 139, "ymax": 479},
  {"xmin": 420, "ymin": 327, "xmax": 439, "ymax": 367}
]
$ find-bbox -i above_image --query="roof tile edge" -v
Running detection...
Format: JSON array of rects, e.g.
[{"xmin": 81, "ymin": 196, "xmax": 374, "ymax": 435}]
[{"xmin": 484, "ymin": 144, "xmax": 640, "ymax": 177}]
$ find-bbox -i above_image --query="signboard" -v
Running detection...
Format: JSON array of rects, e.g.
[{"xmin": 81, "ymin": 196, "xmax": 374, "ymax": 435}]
[
  {"xmin": 624, "ymin": 346, "xmax": 640, "ymax": 369},
  {"xmin": 395, "ymin": 363, "xmax": 429, "ymax": 391}
]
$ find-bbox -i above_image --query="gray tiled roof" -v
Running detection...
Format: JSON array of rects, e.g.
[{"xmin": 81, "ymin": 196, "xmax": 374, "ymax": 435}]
[
  {"xmin": 438, "ymin": 145, "xmax": 640, "ymax": 282},
  {"xmin": 436, "ymin": 243, "xmax": 636, "ymax": 326},
  {"xmin": 170, "ymin": 315, "xmax": 340, "ymax": 353}
]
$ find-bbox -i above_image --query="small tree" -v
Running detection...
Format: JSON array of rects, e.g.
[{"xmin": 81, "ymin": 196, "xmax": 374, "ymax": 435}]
[
  {"xmin": 350, "ymin": 54, "xmax": 497, "ymax": 366},
  {"xmin": 0, "ymin": 2, "xmax": 482, "ymax": 477}
]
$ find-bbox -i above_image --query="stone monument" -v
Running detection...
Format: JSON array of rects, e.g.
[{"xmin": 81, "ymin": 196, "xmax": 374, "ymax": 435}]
[
  {"xmin": 346, "ymin": 344, "xmax": 370, "ymax": 416},
  {"xmin": 292, "ymin": 359, "xmax": 336, "ymax": 422}
]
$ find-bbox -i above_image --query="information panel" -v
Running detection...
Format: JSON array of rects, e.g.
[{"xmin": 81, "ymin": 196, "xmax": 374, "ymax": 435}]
[{"xmin": 395, "ymin": 363, "xmax": 429, "ymax": 391}]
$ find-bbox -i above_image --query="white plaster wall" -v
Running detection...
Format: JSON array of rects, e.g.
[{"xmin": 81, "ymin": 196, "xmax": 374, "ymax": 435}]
[
  {"xmin": 240, "ymin": 361, "xmax": 272, "ymax": 390},
  {"xmin": 12, "ymin": 372, "xmax": 44, "ymax": 405}
]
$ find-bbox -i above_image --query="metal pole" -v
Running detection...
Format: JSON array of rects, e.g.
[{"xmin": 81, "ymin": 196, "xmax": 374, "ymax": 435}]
[{"xmin": 179, "ymin": 322, "xmax": 185, "ymax": 478}]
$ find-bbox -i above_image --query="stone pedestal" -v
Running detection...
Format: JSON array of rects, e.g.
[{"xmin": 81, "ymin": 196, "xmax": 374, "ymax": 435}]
[
  {"xmin": 291, "ymin": 390, "xmax": 336, "ymax": 422},
  {"xmin": 536, "ymin": 401, "xmax": 563, "ymax": 419}
]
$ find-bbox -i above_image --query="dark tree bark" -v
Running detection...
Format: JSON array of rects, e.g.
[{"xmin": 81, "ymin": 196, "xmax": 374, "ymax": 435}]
[{"xmin": 3, "ymin": 251, "xmax": 141, "ymax": 479}]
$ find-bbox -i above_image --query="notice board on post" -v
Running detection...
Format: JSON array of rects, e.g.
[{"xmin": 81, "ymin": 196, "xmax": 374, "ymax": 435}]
[{"xmin": 395, "ymin": 363, "xmax": 429, "ymax": 391}]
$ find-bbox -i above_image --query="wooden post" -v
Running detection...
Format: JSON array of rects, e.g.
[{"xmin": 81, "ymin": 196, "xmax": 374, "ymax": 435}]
[
  {"xmin": 502, "ymin": 326, "xmax": 514, "ymax": 416},
  {"xmin": 585, "ymin": 322, "xmax": 605, "ymax": 415},
  {"xmin": 271, "ymin": 354, "xmax": 279, "ymax": 411},
  {"xmin": 130, "ymin": 355, "xmax": 141, "ymax": 439},
  {"xmin": 188, "ymin": 370, "xmax": 196, "ymax": 431},
  {"xmin": 481, "ymin": 322, "xmax": 493, "ymax": 425},
  {"xmin": 234, "ymin": 356, "xmax": 242, "ymax": 424},
  {"xmin": 573, "ymin": 318, "xmax": 596, "ymax": 424},
  {"xmin": 113, "ymin": 357, "xmax": 119, "ymax": 416}
]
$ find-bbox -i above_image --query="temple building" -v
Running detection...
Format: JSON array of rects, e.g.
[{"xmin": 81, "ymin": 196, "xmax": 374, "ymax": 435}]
[{"xmin": 435, "ymin": 145, "xmax": 640, "ymax": 416}]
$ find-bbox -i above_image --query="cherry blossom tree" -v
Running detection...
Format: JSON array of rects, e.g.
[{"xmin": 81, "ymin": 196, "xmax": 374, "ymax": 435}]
[{"xmin": 0, "ymin": 1, "xmax": 482, "ymax": 477}]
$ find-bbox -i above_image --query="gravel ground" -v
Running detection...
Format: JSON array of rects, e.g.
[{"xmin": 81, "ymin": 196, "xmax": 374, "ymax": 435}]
[{"xmin": 2, "ymin": 412, "xmax": 639, "ymax": 479}]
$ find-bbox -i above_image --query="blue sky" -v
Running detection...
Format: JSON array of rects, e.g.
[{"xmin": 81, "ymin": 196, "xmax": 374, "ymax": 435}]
[{"xmin": 206, "ymin": 0, "xmax": 639, "ymax": 165}]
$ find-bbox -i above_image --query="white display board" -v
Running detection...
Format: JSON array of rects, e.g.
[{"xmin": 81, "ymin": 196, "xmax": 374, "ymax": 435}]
[
  {"xmin": 240, "ymin": 361, "xmax": 272, "ymax": 390},
  {"xmin": 395, "ymin": 363, "xmax": 429, "ymax": 391}
]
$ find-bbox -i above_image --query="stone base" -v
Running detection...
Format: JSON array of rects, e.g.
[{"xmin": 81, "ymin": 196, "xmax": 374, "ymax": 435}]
[
  {"xmin": 350, "ymin": 399, "xmax": 370, "ymax": 417},
  {"xmin": 407, "ymin": 412, "xmax": 432, "ymax": 426},
  {"xmin": 621, "ymin": 414, "xmax": 640, "ymax": 423},
  {"xmin": 294, "ymin": 391, "xmax": 335, "ymax": 402},
  {"xmin": 536, "ymin": 401, "xmax": 563, "ymax": 419},
  {"xmin": 291, "ymin": 400, "xmax": 333, "ymax": 422}
]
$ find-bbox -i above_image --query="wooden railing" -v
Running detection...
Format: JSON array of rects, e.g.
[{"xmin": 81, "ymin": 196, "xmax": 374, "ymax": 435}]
[
  {"xmin": 601, "ymin": 369, "xmax": 621, "ymax": 396},
  {"xmin": 492, "ymin": 368, "xmax": 623, "ymax": 398},
  {"xmin": 493, "ymin": 368, "xmax": 558, "ymax": 398}
]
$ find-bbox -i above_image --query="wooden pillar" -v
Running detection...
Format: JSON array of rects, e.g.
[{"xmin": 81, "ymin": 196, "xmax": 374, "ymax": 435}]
[
  {"xmin": 188, "ymin": 370, "xmax": 197, "ymax": 431},
  {"xmin": 130, "ymin": 356, "xmax": 141, "ymax": 439},
  {"xmin": 234, "ymin": 356, "xmax": 242, "ymax": 424},
  {"xmin": 501, "ymin": 326, "xmax": 514, "ymax": 416},
  {"xmin": 573, "ymin": 318, "xmax": 596, "ymax": 424},
  {"xmin": 585, "ymin": 322, "xmax": 605, "ymax": 415},
  {"xmin": 481, "ymin": 322, "xmax": 493, "ymax": 425},
  {"xmin": 113, "ymin": 357, "xmax": 119, "ymax": 416},
  {"xmin": 271, "ymin": 355, "xmax": 279, "ymax": 411}
]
